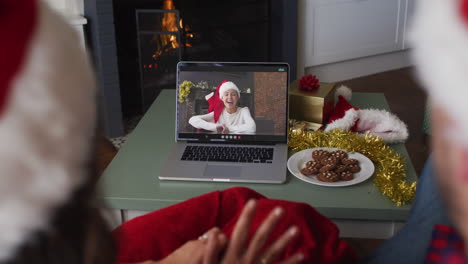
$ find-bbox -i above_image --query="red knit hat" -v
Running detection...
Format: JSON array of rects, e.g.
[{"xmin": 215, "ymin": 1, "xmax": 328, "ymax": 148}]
[{"xmin": 0, "ymin": 0, "xmax": 96, "ymax": 260}]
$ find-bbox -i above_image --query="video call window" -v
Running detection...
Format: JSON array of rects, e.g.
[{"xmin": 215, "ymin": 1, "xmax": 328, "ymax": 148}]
[{"xmin": 177, "ymin": 69, "xmax": 288, "ymax": 137}]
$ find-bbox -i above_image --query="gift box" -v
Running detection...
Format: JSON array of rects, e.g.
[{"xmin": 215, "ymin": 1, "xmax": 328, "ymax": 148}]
[
  {"xmin": 289, "ymin": 119, "xmax": 323, "ymax": 132},
  {"xmin": 289, "ymin": 80, "xmax": 337, "ymax": 124}
]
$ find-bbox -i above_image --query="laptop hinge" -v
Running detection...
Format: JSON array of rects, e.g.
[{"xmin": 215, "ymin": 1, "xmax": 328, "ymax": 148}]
[{"xmin": 186, "ymin": 141, "xmax": 277, "ymax": 146}]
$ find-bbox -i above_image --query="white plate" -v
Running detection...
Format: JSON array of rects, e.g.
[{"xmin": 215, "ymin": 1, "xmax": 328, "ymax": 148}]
[{"xmin": 287, "ymin": 147, "xmax": 375, "ymax": 187}]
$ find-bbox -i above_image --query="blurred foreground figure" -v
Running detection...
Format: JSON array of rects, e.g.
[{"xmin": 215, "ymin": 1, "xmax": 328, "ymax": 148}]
[{"xmin": 0, "ymin": 1, "xmax": 357, "ymax": 263}]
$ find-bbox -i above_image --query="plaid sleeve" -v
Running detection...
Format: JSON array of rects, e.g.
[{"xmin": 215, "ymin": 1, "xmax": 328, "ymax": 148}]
[{"xmin": 425, "ymin": 224, "xmax": 466, "ymax": 263}]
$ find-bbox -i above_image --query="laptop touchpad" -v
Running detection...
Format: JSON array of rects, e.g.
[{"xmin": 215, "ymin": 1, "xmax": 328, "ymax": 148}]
[{"xmin": 204, "ymin": 165, "xmax": 242, "ymax": 178}]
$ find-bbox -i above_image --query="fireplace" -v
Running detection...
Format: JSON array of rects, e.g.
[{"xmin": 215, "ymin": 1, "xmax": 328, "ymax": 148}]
[{"xmin": 85, "ymin": 0, "xmax": 297, "ymax": 137}]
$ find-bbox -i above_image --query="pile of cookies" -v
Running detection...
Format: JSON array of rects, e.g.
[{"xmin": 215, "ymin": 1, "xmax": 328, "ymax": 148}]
[{"xmin": 300, "ymin": 149, "xmax": 361, "ymax": 182}]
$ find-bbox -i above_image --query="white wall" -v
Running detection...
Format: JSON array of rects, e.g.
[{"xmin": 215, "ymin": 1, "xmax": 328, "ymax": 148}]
[
  {"xmin": 296, "ymin": 0, "xmax": 414, "ymax": 82},
  {"xmin": 304, "ymin": 50, "xmax": 412, "ymax": 83}
]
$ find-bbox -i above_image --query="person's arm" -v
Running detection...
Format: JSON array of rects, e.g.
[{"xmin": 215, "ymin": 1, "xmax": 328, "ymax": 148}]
[
  {"xmin": 228, "ymin": 107, "xmax": 256, "ymax": 134},
  {"xmin": 189, "ymin": 112, "xmax": 217, "ymax": 132}
]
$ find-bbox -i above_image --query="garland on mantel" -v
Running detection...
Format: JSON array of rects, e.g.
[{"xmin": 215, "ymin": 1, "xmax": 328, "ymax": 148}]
[{"xmin": 288, "ymin": 128, "xmax": 416, "ymax": 206}]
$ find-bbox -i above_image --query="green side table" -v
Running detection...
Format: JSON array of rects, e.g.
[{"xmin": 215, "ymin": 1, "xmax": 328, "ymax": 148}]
[{"xmin": 99, "ymin": 90, "xmax": 417, "ymax": 239}]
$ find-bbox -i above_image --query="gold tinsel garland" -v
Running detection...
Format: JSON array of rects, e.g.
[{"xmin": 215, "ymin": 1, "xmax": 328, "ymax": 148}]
[{"xmin": 288, "ymin": 128, "xmax": 417, "ymax": 206}]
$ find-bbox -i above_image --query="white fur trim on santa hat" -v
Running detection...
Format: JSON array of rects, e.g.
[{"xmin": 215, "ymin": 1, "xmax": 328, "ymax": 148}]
[
  {"xmin": 409, "ymin": 0, "xmax": 468, "ymax": 145},
  {"xmin": 0, "ymin": 2, "xmax": 96, "ymax": 261},
  {"xmin": 335, "ymin": 85, "xmax": 352, "ymax": 101},
  {"xmin": 325, "ymin": 108, "xmax": 409, "ymax": 143},
  {"xmin": 205, "ymin": 91, "xmax": 214, "ymax": 101},
  {"xmin": 356, "ymin": 109, "xmax": 409, "ymax": 144},
  {"xmin": 324, "ymin": 108, "xmax": 359, "ymax": 132},
  {"xmin": 219, "ymin": 81, "xmax": 240, "ymax": 99}
]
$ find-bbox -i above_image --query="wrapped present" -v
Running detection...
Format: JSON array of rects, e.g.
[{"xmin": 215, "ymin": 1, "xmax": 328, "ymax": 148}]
[
  {"xmin": 289, "ymin": 119, "xmax": 323, "ymax": 132},
  {"xmin": 289, "ymin": 80, "xmax": 337, "ymax": 124}
]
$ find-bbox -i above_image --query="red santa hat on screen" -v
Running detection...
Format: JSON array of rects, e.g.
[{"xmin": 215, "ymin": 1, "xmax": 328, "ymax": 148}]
[
  {"xmin": 324, "ymin": 86, "xmax": 409, "ymax": 144},
  {"xmin": 205, "ymin": 81, "xmax": 240, "ymax": 122},
  {"xmin": 409, "ymin": 0, "xmax": 468, "ymax": 143},
  {"xmin": 0, "ymin": 0, "xmax": 96, "ymax": 261}
]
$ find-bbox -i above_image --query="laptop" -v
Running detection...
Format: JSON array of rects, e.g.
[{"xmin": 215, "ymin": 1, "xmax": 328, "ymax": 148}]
[{"xmin": 159, "ymin": 62, "xmax": 289, "ymax": 183}]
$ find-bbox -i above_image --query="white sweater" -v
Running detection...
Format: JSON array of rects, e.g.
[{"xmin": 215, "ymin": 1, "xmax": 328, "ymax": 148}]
[{"xmin": 188, "ymin": 107, "xmax": 256, "ymax": 134}]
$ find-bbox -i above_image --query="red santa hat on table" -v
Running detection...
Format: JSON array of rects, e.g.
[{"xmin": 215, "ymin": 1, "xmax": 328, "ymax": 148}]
[
  {"xmin": 0, "ymin": 0, "xmax": 96, "ymax": 261},
  {"xmin": 409, "ymin": 0, "xmax": 468, "ymax": 144},
  {"xmin": 205, "ymin": 81, "xmax": 240, "ymax": 122},
  {"xmin": 324, "ymin": 86, "xmax": 409, "ymax": 144}
]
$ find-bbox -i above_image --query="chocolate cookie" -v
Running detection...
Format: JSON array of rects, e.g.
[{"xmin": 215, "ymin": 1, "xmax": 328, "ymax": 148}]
[
  {"xmin": 300, "ymin": 167, "xmax": 316, "ymax": 175},
  {"xmin": 341, "ymin": 158, "xmax": 359, "ymax": 165},
  {"xmin": 339, "ymin": 171, "xmax": 354, "ymax": 181},
  {"xmin": 317, "ymin": 171, "xmax": 339, "ymax": 182},
  {"xmin": 319, "ymin": 163, "xmax": 336, "ymax": 173},
  {"xmin": 305, "ymin": 160, "xmax": 321, "ymax": 169},
  {"xmin": 330, "ymin": 150, "xmax": 348, "ymax": 160},
  {"xmin": 312, "ymin": 150, "xmax": 330, "ymax": 161},
  {"xmin": 334, "ymin": 164, "xmax": 348, "ymax": 173},
  {"xmin": 348, "ymin": 164, "xmax": 361, "ymax": 173},
  {"xmin": 320, "ymin": 156, "xmax": 338, "ymax": 166}
]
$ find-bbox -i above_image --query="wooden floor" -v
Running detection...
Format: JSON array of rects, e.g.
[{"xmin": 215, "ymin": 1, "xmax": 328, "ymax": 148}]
[{"xmin": 95, "ymin": 67, "xmax": 429, "ymax": 259}]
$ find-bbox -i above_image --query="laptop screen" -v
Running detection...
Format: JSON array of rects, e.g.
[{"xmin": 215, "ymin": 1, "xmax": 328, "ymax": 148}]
[{"xmin": 176, "ymin": 62, "xmax": 289, "ymax": 143}]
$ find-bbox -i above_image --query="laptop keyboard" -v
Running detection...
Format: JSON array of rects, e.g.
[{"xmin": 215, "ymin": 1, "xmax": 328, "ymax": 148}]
[{"xmin": 181, "ymin": 145, "xmax": 274, "ymax": 163}]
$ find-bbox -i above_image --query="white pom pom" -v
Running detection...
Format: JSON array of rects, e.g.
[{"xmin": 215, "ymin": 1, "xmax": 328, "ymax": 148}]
[
  {"xmin": 205, "ymin": 92, "xmax": 214, "ymax": 101},
  {"xmin": 335, "ymin": 85, "xmax": 352, "ymax": 101}
]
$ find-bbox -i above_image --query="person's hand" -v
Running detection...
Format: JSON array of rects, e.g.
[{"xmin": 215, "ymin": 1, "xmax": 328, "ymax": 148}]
[
  {"xmin": 156, "ymin": 234, "xmax": 214, "ymax": 264},
  {"xmin": 216, "ymin": 124, "xmax": 223, "ymax": 133},
  {"xmin": 202, "ymin": 200, "xmax": 304, "ymax": 264},
  {"xmin": 216, "ymin": 124, "xmax": 229, "ymax": 134},
  {"xmin": 140, "ymin": 228, "xmax": 226, "ymax": 264}
]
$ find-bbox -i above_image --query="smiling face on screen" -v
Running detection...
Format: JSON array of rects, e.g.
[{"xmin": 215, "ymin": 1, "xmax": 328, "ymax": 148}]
[{"xmin": 221, "ymin": 89, "xmax": 239, "ymax": 114}]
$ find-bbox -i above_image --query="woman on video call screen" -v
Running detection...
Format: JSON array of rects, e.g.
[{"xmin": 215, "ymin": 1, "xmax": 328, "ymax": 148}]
[{"xmin": 188, "ymin": 80, "xmax": 256, "ymax": 134}]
